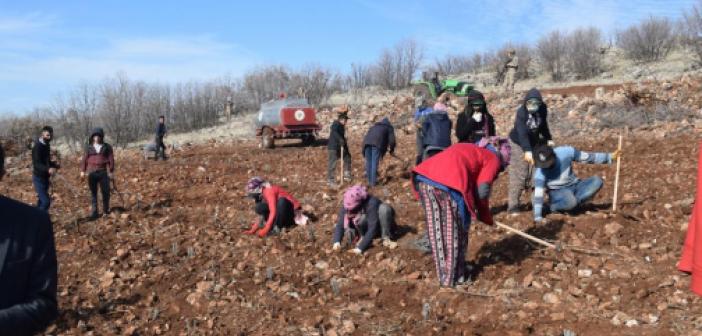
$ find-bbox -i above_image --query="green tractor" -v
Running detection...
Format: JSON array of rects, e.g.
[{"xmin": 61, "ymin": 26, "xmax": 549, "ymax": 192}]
[{"xmin": 411, "ymin": 72, "xmax": 474, "ymax": 101}]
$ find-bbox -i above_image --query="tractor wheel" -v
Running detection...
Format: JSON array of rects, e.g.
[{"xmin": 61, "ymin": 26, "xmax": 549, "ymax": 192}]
[
  {"xmin": 301, "ymin": 134, "xmax": 315, "ymax": 146},
  {"xmin": 262, "ymin": 128, "xmax": 275, "ymax": 149},
  {"xmin": 412, "ymin": 84, "xmax": 432, "ymax": 101}
]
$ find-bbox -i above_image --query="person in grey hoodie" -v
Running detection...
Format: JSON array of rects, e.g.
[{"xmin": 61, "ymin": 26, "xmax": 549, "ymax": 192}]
[
  {"xmin": 362, "ymin": 117, "xmax": 396, "ymax": 186},
  {"xmin": 507, "ymin": 88, "xmax": 554, "ymax": 213}
]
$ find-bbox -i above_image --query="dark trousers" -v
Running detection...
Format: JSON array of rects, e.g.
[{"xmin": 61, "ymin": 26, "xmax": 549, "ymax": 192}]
[
  {"xmin": 155, "ymin": 136, "xmax": 166, "ymax": 160},
  {"xmin": 32, "ymin": 175, "xmax": 51, "ymax": 212},
  {"xmin": 88, "ymin": 170, "xmax": 110, "ymax": 215},
  {"xmin": 327, "ymin": 148, "xmax": 352, "ymax": 183},
  {"xmin": 364, "ymin": 146, "xmax": 381, "ymax": 186},
  {"xmin": 254, "ymin": 198, "xmax": 295, "ymax": 233}
]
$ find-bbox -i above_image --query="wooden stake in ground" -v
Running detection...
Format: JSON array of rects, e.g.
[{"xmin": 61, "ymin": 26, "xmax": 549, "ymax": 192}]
[
  {"xmin": 339, "ymin": 146, "xmax": 344, "ymax": 186},
  {"xmin": 495, "ymin": 221, "xmax": 558, "ymax": 250},
  {"xmin": 612, "ymin": 135, "xmax": 623, "ymax": 212}
]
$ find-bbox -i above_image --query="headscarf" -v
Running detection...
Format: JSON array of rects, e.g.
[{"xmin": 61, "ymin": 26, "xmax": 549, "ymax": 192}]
[
  {"xmin": 246, "ymin": 176, "xmax": 266, "ymax": 193},
  {"xmin": 343, "ymin": 185, "xmax": 368, "ymax": 230}
]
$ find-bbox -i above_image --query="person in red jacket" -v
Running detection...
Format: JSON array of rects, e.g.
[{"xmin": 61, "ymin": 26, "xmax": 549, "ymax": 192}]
[
  {"xmin": 244, "ymin": 177, "xmax": 302, "ymax": 238},
  {"xmin": 413, "ymin": 143, "xmax": 503, "ymax": 287},
  {"xmin": 80, "ymin": 128, "xmax": 115, "ymax": 219}
]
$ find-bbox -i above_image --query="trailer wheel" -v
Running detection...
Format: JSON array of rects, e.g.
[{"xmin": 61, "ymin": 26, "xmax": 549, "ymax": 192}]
[
  {"xmin": 262, "ymin": 128, "xmax": 275, "ymax": 149},
  {"xmin": 301, "ymin": 134, "xmax": 315, "ymax": 146}
]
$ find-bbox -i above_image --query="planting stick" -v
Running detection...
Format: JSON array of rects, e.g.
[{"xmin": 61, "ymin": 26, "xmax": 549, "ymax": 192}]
[
  {"xmin": 613, "ymin": 135, "xmax": 623, "ymax": 212},
  {"xmin": 495, "ymin": 221, "xmax": 557, "ymax": 250}
]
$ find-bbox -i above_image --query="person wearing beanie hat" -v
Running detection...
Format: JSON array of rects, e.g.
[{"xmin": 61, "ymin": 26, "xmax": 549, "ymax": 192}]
[
  {"xmin": 331, "ymin": 185, "xmax": 397, "ymax": 254},
  {"xmin": 80, "ymin": 128, "xmax": 115, "ymax": 219},
  {"xmin": 412, "ymin": 143, "xmax": 502, "ymax": 287},
  {"xmin": 532, "ymin": 145, "xmax": 622, "ymax": 223},
  {"xmin": 327, "ymin": 106, "xmax": 352, "ymax": 186},
  {"xmin": 244, "ymin": 176, "xmax": 302, "ymax": 238},
  {"xmin": 455, "ymin": 90, "xmax": 496, "ymax": 144},
  {"xmin": 31, "ymin": 125, "xmax": 60, "ymax": 211}
]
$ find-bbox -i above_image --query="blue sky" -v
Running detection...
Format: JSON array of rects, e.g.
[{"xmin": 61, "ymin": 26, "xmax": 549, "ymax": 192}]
[{"xmin": 0, "ymin": 0, "xmax": 697, "ymax": 114}]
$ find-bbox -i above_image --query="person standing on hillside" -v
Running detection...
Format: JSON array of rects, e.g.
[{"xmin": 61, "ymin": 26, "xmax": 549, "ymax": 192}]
[
  {"xmin": 455, "ymin": 90, "xmax": 496, "ymax": 144},
  {"xmin": 327, "ymin": 106, "xmax": 352, "ymax": 187},
  {"xmin": 0, "ymin": 144, "xmax": 59, "ymax": 335},
  {"xmin": 32, "ymin": 126, "xmax": 60, "ymax": 212},
  {"xmin": 362, "ymin": 117, "xmax": 396, "ymax": 187},
  {"xmin": 155, "ymin": 115, "xmax": 167, "ymax": 161},
  {"xmin": 503, "ymin": 49, "xmax": 519, "ymax": 93},
  {"xmin": 80, "ymin": 128, "xmax": 115, "ymax": 219},
  {"xmin": 507, "ymin": 88, "xmax": 554, "ymax": 214}
]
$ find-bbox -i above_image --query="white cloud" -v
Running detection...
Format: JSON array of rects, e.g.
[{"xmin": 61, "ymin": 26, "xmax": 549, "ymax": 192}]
[{"xmin": 0, "ymin": 12, "xmax": 56, "ymax": 33}]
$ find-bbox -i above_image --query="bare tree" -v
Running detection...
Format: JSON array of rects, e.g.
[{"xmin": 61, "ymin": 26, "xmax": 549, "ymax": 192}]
[
  {"xmin": 617, "ymin": 16, "xmax": 677, "ymax": 62},
  {"xmin": 537, "ymin": 30, "xmax": 568, "ymax": 81},
  {"xmin": 567, "ymin": 27, "xmax": 604, "ymax": 79},
  {"xmin": 682, "ymin": 0, "xmax": 702, "ymax": 64}
]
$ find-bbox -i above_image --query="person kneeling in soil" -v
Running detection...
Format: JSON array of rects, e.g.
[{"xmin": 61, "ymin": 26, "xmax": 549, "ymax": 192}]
[
  {"xmin": 532, "ymin": 145, "xmax": 621, "ymax": 223},
  {"xmin": 413, "ymin": 143, "xmax": 503, "ymax": 287},
  {"xmin": 332, "ymin": 185, "xmax": 397, "ymax": 254},
  {"xmin": 244, "ymin": 177, "xmax": 303, "ymax": 238}
]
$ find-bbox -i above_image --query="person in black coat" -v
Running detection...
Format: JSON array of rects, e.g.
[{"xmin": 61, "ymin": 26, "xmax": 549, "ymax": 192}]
[
  {"xmin": 362, "ymin": 117, "xmax": 396, "ymax": 186},
  {"xmin": 31, "ymin": 126, "xmax": 60, "ymax": 212},
  {"xmin": 420, "ymin": 109, "xmax": 452, "ymax": 162},
  {"xmin": 0, "ymin": 144, "xmax": 59, "ymax": 335},
  {"xmin": 507, "ymin": 88, "xmax": 554, "ymax": 213},
  {"xmin": 455, "ymin": 90, "xmax": 496, "ymax": 143},
  {"xmin": 154, "ymin": 115, "xmax": 167, "ymax": 160},
  {"xmin": 327, "ymin": 107, "xmax": 352, "ymax": 186}
]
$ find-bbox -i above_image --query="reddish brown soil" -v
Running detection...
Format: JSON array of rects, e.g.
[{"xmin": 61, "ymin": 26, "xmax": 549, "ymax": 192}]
[
  {"xmin": 541, "ymin": 83, "xmax": 627, "ymax": 98},
  {"xmin": 2, "ymin": 130, "xmax": 701, "ymax": 335}
]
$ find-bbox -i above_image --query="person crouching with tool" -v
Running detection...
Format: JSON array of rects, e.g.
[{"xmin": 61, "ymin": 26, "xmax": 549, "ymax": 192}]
[{"xmin": 80, "ymin": 128, "xmax": 115, "ymax": 219}]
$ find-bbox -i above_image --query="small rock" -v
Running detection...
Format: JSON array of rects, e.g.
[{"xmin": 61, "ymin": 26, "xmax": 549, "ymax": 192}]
[
  {"xmin": 638, "ymin": 243, "xmax": 652, "ymax": 250},
  {"xmin": 542, "ymin": 292, "xmax": 560, "ymax": 305},
  {"xmin": 604, "ymin": 222, "xmax": 623, "ymax": 235},
  {"xmin": 578, "ymin": 269, "xmax": 593, "ymax": 278},
  {"xmin": 625, "ymin": 319, "xmax": 639, "ymax": 327}
]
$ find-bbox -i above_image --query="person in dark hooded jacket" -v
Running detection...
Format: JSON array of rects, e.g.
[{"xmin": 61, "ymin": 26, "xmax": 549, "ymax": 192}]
[
  {"xmin": 507, "ymin": 88, "xmax": 554, "ymax": 213},
  {"xmin": 80, "ymin": 128, "xmax": 115, "ymax": 219},
  {"xmin": 420, "ymin": 105, "xmax": 452, "ymax": 162},
  {"xmin": 455, "ymin": 90, "xmax": 496, "ymax": 143},
  {"xmin": 362, "ymin": 117, "xmax": 396, "ymax": 186}
]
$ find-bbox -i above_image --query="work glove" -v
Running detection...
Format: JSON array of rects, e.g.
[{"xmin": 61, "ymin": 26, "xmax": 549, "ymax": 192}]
[
  {"xmin": 108, "ymin": 172, "xmax": 114, "ymax": 179},
  {"xmin": 472, "ymin": 112, "xmax": 483, "ymax": 123},
  {"xmin": 477, "ymin": 183, "xmax": 491, "ymax": 200},
  {"xmin": 524, "ymin": 151, "xmax": 534, "ymax": 165},
  {"xmin": 48, "ymin": 168, "xmax": 56, "ymax": 176},
  {"xmin": 80, "ymin": 171, "xmax": 86, "ymax": 179},
  {"xmin": 611, "ymin": 149, "xmax": 622, "ymax": 161},
  {"xmin": 332, "ymin": 242, "xmax": 341, "ymax": 251},
  {"xmin": 547, "ymin": 140, "xmax": 555, "ymax": 147},
  {"xmin": 348, "ymin": 248, "xmax": 363, "ymax": 255}
]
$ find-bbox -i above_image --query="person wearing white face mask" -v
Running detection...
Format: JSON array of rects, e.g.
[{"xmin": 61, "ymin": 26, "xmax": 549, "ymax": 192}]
[
  {"xmin": 507, "ymin": 88, "xmax": 554, "ymax": 214},
  {"xmin": 455, "ymin": 90, "xmax": 496, "ymax": 144}
]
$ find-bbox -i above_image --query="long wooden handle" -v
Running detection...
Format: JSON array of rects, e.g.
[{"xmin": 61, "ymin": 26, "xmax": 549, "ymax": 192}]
[
  {"xmin": 340, "ymin": 146, "xmax": 344, "ymax": 185},
  {"xmin": 612, "ymin": 135, "xmax": 623, "ymax": 212},
  {"xmin": 495, "ymin": 221, "xmax": 556, "ymax": 249}
]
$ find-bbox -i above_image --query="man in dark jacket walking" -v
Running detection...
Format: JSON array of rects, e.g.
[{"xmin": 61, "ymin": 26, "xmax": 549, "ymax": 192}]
[
  {"xmin": 455, "ymin": 90, "xmax": 496, "ymax": 144},
  {"xmin": 507, "ymin": 88, "xmax": 554, "ymax": 213},
  {"xmin": 362, "ymin": 117, "xmax": 396, "ymax": 186},
  {"xmin": 155, "ymin": 115, "xmax": 167, "ymax": 160},
  {"xmin": 32, "ymin": 126, "xmax": 60, "ymax": 212},
  {"xmin": 80, "ymin": 128, "xmax": 115, "ymax": 219},
  {"xmin": 0, "ymin": 144, "xmax": 59, "ymax": 335},
  {"xmin": 327, "ymin": 106, "xmax": 352, "ymax": 186}
]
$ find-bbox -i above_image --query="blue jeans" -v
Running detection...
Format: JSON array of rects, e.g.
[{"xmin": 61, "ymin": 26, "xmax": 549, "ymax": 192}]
[
  {"xmin": 549, "ymin": 176, "xmax": 603, "ymax": 212},
  {"xmin": 364, "ymin": 146, "xmax": 381, "ymax": 186},
  {"xmin": 32, "ymin": 175, "xmax": 51, "ymax": 212}
]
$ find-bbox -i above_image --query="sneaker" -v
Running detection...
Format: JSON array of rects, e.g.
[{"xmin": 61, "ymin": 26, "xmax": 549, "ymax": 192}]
[{"xmin": 89, "ymin": 212, "xmax": 99, "ymax": 220}]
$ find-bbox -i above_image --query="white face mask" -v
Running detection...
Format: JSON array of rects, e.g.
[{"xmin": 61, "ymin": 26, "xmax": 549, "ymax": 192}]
[
  {"xmin": 472, "ymin": 112, "xmax": 483, "ymax": 122},
  {"xmin": 526, "ymin": 99, "xmax": 541, "ymax": 113}
]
